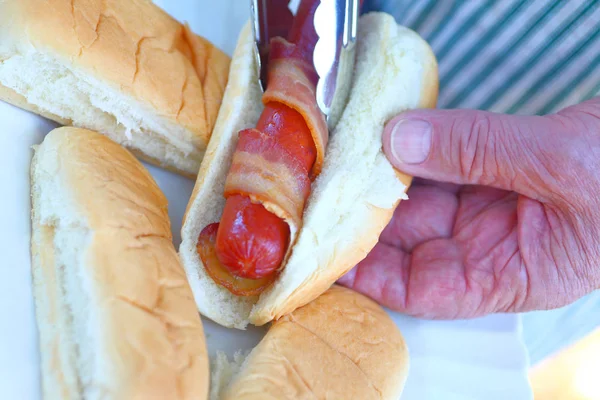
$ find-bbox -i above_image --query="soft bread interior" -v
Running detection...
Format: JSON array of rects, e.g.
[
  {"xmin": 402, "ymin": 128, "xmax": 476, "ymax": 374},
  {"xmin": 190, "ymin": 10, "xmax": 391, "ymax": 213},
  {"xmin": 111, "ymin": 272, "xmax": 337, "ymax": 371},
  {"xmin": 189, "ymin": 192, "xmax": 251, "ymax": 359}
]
[
  {"xmin": 31, "ymin": 185, "xmax": 92, "ymax": 398},
  {"xmin": 0, "ymin": 0, "xmax": 230, "ymax": 177},
  {"xmin": 31, "ymin": 127, "xmax": 209, "ymax": 399},
  {"xmin": 210, "ymin": 285, "xmax": 409, "ymax": 400},
  {"xmin": 180, "ymin": 22, "xmax": 264, "ymax": 329},
  {"xmin": 3, "ymin": 52, "xmax": 200, "ymax": 175},
  {"xmin": 180, "ymin": 12, "xmax": 438, "ymax": 329},
  {"xmin": 209, "ymin": 351, "xmax": 248, "ymax": 400}
]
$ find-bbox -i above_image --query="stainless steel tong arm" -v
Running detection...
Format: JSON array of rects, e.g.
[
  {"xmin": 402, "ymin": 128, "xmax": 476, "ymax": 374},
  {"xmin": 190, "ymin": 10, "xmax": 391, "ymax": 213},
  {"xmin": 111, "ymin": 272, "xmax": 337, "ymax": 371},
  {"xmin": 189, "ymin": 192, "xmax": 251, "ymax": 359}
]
[{"xmin": 250, "ymin": 0, "xmax": 358, "ymax": 130}]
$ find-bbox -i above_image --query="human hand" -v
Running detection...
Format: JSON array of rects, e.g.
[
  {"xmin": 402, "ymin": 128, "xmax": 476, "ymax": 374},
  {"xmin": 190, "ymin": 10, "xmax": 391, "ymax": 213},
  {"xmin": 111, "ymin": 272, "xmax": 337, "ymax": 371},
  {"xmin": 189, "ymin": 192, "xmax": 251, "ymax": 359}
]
[{"xmin": 338, "ymin": 98, "xmax": 600, "ymax": 319}]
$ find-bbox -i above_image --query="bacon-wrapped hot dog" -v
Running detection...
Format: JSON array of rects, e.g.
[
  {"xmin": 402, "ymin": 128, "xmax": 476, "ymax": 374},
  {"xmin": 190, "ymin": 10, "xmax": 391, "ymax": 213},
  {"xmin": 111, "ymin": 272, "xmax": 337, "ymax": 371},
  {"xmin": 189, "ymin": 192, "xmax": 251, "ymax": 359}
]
[
  {"xmin": 198, "ymin": 0, "xmax": 328, "ymax": 294},
  {"xmin": 180, "ymin": 10, "xmax": 439, "ymax": 329}
]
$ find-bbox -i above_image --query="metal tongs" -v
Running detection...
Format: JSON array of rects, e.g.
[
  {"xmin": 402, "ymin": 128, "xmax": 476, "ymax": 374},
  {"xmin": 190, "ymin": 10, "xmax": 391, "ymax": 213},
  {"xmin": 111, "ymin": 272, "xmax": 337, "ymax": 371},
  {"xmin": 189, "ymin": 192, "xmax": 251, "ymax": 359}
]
[{"xmin": 250, "ymin": 0, "xmax": 359, "ymax": 130}]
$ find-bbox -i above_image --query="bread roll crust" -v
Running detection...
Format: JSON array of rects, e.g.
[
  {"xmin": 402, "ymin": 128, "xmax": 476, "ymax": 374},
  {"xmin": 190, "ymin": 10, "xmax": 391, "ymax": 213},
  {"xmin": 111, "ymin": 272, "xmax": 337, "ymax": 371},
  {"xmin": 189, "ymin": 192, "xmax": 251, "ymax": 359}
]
[
  {"xmin": 1, "ymin": 0, "xmax": 230, "ymax": 177},
  {"xmin": 180, "ymin": 13, "xmax": 439, "ymax": 329},
  {"xmin": 31, "ymin": 127, "xmax": 209, "ymax": 399},
  {"xmin": 220, "ymin": 285, "xmax": 409, "ymax": 400}
]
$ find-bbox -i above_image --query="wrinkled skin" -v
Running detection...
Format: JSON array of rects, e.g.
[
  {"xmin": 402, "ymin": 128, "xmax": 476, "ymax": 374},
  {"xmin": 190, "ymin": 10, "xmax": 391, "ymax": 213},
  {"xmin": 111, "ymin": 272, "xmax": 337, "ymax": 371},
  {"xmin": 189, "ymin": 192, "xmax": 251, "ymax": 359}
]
[{"xmin": 339, "ymin": 98, "xmax": 600, "ymax": 319}]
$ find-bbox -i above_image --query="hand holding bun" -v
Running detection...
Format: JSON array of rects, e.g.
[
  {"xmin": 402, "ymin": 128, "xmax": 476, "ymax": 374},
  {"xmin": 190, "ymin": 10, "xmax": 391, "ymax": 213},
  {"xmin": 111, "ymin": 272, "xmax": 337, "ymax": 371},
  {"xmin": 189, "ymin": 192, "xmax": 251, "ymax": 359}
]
[
  {"xmin": 30, "ymin": 127, "xmax": 209, "ymax": 399},
  {"xmin": 341, "ymin": 98, "xmax": 600, "ymax": 319},
  {"xmin": 213, "ymin": 285, "xmax": 409, "ymax": 400}
]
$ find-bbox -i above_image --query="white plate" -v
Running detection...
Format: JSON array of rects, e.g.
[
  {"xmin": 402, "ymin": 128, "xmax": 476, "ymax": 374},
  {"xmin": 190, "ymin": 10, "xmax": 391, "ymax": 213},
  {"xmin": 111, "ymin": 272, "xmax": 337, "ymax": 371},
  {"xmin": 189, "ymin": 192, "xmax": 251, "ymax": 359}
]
[{"xmin": 0, "ymin": 1, "xmax": 533, "ymax": 398}]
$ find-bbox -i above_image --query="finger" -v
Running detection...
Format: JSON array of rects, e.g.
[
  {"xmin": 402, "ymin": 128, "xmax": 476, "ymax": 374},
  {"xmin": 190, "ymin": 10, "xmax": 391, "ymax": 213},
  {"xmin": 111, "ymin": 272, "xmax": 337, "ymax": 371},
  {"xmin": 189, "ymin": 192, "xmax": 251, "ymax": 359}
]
[
  {"xmin": 381, "ymin": 106, "xmax": 599, "ymax": 200},
  {"xmin": 556, "ymin": 96, "xmax": 600, "ymax": 120},
  {"xmin": 338, "ymin": 239, "xmax": 478, "ymax": 319},
  {"xmin": 380, "ymin": 184, "xmax": 458, "ymax": 251},
  {"xmin": 412, "ymin": 177, "xmax": 462, "ymax": 194},
  {"xmin": 337, "ymin": 242, "xmax": 410, "ymax": 310},
  {"xmin": 402, "ymin": 239, "xmax": 473, "ymax": 318},
  {"xmin": 453, "ymin": 186, "xmax": 516, "ymax": 235}
]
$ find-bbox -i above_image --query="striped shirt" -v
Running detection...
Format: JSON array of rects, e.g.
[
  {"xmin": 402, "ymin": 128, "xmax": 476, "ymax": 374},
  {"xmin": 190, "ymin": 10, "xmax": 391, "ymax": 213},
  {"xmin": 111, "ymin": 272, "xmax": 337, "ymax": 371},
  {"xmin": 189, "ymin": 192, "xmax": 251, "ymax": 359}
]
[
  {"xmin": 364, "ymin": 0, "xmax": 600, "ymax": 116},
  {"xmin": 365, "ymin": 0, "xmax": 600, "ymax": 365}
]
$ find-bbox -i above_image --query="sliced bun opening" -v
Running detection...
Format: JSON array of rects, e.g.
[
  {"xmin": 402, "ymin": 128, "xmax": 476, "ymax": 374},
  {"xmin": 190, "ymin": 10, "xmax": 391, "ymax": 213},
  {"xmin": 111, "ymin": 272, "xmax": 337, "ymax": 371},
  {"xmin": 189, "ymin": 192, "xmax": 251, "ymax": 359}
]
[
  {"xmin": 180, "ymin": 13, "xmax": 438, "ymax": 329},
  {"xmin": 0, "ymin": 0, "xmax": 231, "ymax": 177},
  {"xmin": 31, "ymin": 127, "xmax": 210, "ymax": 399},
  {"xmin": 2, "ymin": 52, "xmax": 200, "ymax": 174}
]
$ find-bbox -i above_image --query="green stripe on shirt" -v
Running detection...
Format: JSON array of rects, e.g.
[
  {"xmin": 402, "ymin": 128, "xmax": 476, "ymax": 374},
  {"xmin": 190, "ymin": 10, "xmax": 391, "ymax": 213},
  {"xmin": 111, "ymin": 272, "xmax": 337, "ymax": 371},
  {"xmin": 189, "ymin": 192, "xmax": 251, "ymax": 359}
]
[
  {"xmin": 476, "ymin": 0, "xmax": 598, "ymax": 112},
  {"xmin": 444, "ymin": 0, "xmax": 566, "ymax": 109},
  {"xmin": 435, "ymin": 0, "xmax": 496, "ymax": 62},
  {"xmin": 367, "ymin": 0, "xmax": 600, "ymax": 115},
  {"xmin": 508, "ymin": 23, "xmax": 600, "ymax": 114}
]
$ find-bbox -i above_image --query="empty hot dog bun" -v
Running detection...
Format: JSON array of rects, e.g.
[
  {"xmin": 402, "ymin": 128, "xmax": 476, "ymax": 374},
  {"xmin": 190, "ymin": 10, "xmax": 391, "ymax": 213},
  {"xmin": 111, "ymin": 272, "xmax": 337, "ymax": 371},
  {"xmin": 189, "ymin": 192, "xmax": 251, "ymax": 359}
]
[
  {"xmin": 210, "ymin": 285, "xmax": 409, "ymax": 400},
  {"xmin": 180, "ymin": 12, "xmax": 438, "ymax": 329},
  {"xmin": 1, "ymin": 0, "xmax": 230, "ymax": 177},
  {"xmin": 30, "ymin": 127, "xmax": 209, "ymax": 399}
]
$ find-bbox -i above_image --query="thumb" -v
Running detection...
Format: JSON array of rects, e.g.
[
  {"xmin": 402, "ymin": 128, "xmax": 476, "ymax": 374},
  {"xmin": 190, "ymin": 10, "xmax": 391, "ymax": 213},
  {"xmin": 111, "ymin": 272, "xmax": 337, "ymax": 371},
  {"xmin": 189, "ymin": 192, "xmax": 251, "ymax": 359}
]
[{"xmin": 382, "ymin": 107, "xmax": 591, "ymax": 198}]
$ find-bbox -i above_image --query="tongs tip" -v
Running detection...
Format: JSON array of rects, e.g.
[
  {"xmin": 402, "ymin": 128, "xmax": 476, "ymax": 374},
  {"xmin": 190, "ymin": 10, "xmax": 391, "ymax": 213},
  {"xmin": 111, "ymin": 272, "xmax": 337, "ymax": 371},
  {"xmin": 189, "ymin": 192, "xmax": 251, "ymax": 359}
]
[
  {"xmin": 250, "ymin": 0, "xmax": 359, "ymax": 130},
  {"xmin": 313, "ymin": 0, "xmax": 359, "ymax": 129}
]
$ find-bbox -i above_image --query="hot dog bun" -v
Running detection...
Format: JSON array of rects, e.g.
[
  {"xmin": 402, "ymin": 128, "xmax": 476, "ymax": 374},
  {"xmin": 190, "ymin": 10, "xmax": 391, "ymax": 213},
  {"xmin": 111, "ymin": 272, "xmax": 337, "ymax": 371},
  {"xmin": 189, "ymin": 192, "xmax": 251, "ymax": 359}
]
[
  {"xmin": 0, "ymin": 0, "xmax": 230, "ymax": 178},
  {"xmin": 180, "ymin": 12, "xmax": 438, "ymax": 329},
  {"xmin": 30, "ymin": 127, "xmax": 209, "ymax": 399},
  {"xmin": 211, "ymin": 285, "xmax": 409, "ymax": 400}
]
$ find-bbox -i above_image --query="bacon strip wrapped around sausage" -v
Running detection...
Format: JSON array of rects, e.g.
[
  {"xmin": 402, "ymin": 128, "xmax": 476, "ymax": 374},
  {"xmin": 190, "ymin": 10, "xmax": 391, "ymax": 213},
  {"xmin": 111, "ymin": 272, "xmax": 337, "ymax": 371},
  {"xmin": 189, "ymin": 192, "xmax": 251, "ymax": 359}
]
[{"xmin": 197, "ymin": 0, "xmax": 329, "ymax": 296}]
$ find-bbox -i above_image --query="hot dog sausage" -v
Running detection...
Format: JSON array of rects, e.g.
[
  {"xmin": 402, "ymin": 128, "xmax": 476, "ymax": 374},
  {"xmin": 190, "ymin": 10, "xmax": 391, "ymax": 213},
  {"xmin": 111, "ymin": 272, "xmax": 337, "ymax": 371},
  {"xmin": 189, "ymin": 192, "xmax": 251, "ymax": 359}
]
[
  {"xmin": 215, "ymin": 103, "xmax": 316, "ymax": 279},
  {"xmin": 198, "ymin": 0, "xmax": 327, "ymax": 295}
]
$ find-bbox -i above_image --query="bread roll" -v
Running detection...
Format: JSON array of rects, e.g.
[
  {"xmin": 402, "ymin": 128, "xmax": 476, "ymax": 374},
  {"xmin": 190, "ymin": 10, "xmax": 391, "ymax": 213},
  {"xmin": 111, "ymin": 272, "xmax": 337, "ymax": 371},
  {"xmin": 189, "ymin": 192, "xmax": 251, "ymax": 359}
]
[
  {"xmin": 1, "ymin": 0, "xmax": 231, "ymax": 177},
  {"xmin": 214, "ymin": 285, "xmax": 409, "ymax": 400},
  {"xmin": 30, "ymin": 127, "xmax": 209, "ymax": 399},
  {"xmin": 179, "ymin": 12, "xmax": 438, "ymax": 330}
]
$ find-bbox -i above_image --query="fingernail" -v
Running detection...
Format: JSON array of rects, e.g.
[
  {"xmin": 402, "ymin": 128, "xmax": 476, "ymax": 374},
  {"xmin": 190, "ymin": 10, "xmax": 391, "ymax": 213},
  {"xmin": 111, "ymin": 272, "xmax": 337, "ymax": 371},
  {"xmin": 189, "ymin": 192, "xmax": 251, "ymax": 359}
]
[{"xmin": 390, "ymin": 119, "xmax": 432, "ymax": 164}]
